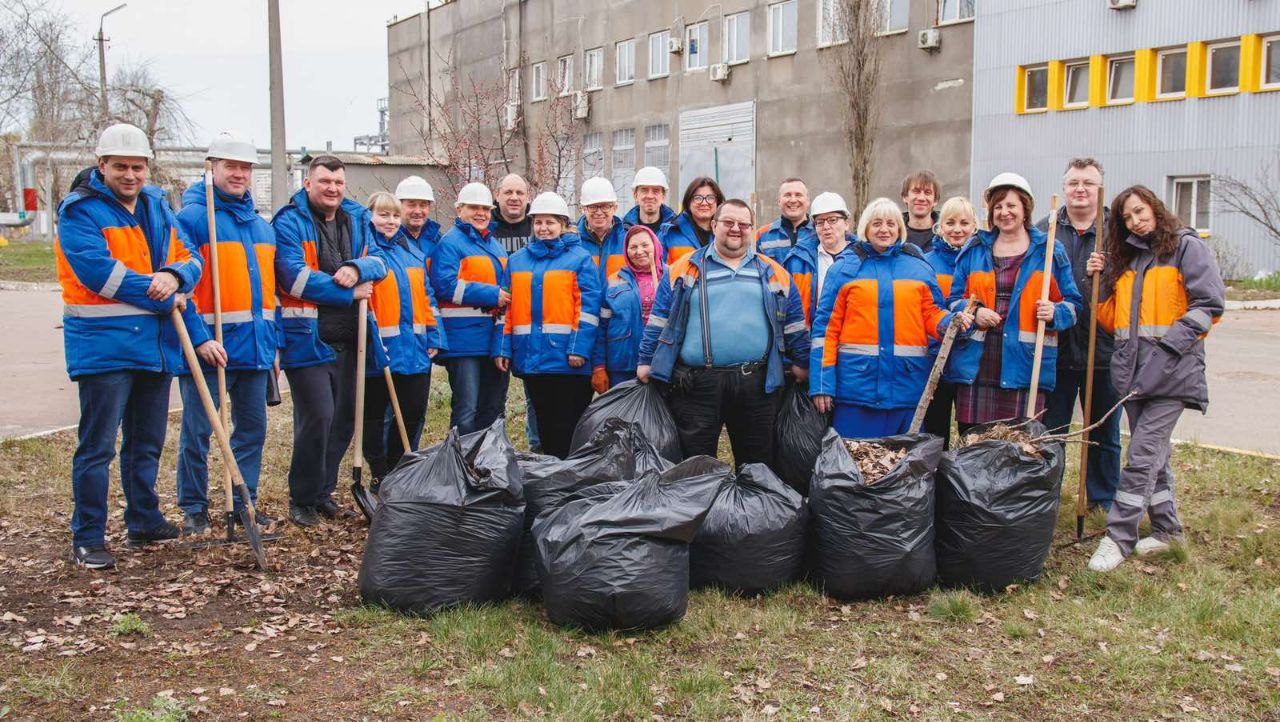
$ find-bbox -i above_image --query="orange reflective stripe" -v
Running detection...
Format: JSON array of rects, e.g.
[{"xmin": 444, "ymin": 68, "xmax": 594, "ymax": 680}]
[
  {"xmin": 836, "ymin": 279, "xmax": 879, "ymax": 347},
  {"xmin": 667, "ymin": 245, "xmax": 694, "ymax": 264},
  {"xmin": 255, "ymin": 244, "xmax": 277, "ymax": 310},
  {"xmin": 460, "ymin": 255, "xmax": 498, "ymax": 285},
  {"xmin": 793, "ymin": 272, "xmax": 813, "ymax": 325},
  {"xmin": 370, "ymin": 273, "xmax": 402, "ymax": 328},
  {"xmin": 1142, "ymin": 266, "xmax": 1188, "ymax": 327},
  {"xmin": 509, "ymin": 271, "xmax": 533, "ymax": 327},
  {"xmin": 406, "ymin": 267, "xmax": 432, "ymax": 327},
  {"xmin": 540, "ymin": 270, "xmax": 581, "ymax": 327},
  {"xmin": 936, "ymin": 273, "xmax": 953, "ymax": 299},
  {"xmin": 822, "ymin": 284, "xmax": 851, "ymax": 368},
  {"xmin": 165, "ymin": 228, "xmax": 189, "ymax": 265},
  {"xmin": 195, "ymin": 241, "xmax": 254, "ymax": 315},
  {"xmin": 300, "ymin": 240, "xmax": 319, "ymax": 270},
  {"xmin": 1018, "ymin": 270, "xmax": 1063, "ymax": 330},
  {"xmin": 891, "ymin": 280, "xmax": 930, "ymax": 347},
  {"xmin": 604, "ymin": 254, "xmax": 626, "ymax": 280}
]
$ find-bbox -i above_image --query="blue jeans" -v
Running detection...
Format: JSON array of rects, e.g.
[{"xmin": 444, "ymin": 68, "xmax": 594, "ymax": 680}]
[
  {"xmin": 444, "ymin": 356, "xmax": 510, "ymax": 435},
  {"xmin": 70, "ymin": 371, "xmax": 172, "ymax": 547},
  {"xmin": 832, "ymin": 404, "xmax": 912, "ymax": 440},
  {"xmin": 523, "ymin": 380, "xmax": 541, "ymax": 449},
  {"xmin": 1045, "ymin": 367, "xmax": 1122, "ymax": 509},
  {"xmin": 176, "ymin": 369, "xmax": 268, "ymax": 515}
]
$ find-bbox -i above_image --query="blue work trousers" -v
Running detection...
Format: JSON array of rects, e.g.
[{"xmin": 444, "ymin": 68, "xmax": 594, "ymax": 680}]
[
  {"xmin": 443, "ymin": 356, "xmax": 510, "ymax": 435},
  {"xmin": 176, "ymin": 369, "xmax": 269, "ymax": 515}
]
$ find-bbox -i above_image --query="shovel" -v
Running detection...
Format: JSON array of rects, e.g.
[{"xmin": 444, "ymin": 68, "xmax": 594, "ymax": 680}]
[
  {"xmin": 1025, "ymin": 194, "xmax": 1061, "ymax": 419},
  {"xmin": 1076, "ymin": 186, "xmax": 1105, "ymax": 541},
  {"xmin": 909, "ymin": 296, "xmax": 978, "ymax": 434},
  {"xmin": 171, "ymin": 306, "xmax": 268, "ymax": 570},
  {"xmin": 370, "ymin": 366, "xmax": 412, "ymax": 498},
  {"xmin": 351, "ymin": 297, "xmax": 379, "ymax": 521}
]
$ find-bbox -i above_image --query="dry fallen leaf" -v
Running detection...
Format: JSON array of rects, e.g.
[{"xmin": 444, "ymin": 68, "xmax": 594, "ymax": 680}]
[
  {"xmin": 935, "ymin": 672, "xmax": 948, "ymax": 681},
  {"xmin": 850, "ymin": 656, "xmax": 868, "ymax": 671},
  {"xmin": 991, "ymin": 692, "xmax": 1005, "ymax": 702},
  {"xmin": 1015, "ymin": 675, "xmax": 1034, "ymax": 686}
]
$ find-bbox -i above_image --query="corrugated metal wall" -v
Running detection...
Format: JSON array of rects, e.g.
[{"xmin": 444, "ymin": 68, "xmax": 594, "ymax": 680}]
[{"xmin": 971, "ymin": 0, "xmax": 1280, "ymax": 275}]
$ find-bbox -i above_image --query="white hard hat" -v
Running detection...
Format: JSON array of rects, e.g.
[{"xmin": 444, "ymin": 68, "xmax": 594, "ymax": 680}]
[
  {"xmin": 632, "ymin": 166, "xmax": 669, "ymax": 191},
  {"xmin": 529, "ymin": 192, "xmax": 571, "ymax": 221},
  {"xmin": 454, "ymin": 181, "xmax": 494, "ymax": 208},
  {"xmin": 580, "ymin": 176, "xmax": 618, "ymax": 206},
  {"xmin": 809, "ymin": 191, "xmax": 850, "ymax": 219},
  {"xmin": 984, "ymin": 172, "xmax": 1033, "ymax": 202},
  {"xmin": 395, "ymin": 175, "xmax": 435, "ymax": 202},
  {"xmin": 206, "ymin": 132, "xmax": 258, "ymax": 165},
  {"xmin": 95, "ymin": 123, "xmax": 153, "ymax": 160}
]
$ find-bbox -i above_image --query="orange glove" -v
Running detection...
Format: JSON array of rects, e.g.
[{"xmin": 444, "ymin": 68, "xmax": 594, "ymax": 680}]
[{"xmin": 591, "ymin": 366, "xmax": 609, "ymax": 394}]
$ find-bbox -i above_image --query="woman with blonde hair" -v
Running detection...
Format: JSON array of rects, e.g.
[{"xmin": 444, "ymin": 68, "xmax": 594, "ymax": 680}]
[
  {"xmin": 810, "ymin": 198, "xmax": 970, "ymax": 439},
  {"xmin": 921, "ymin": 195, "xmax": 978, "ymax": 446}
]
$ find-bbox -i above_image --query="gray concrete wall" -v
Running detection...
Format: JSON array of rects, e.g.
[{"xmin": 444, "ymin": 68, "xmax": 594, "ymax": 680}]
[
  {"xmin": 388, "ymin": 0, "xmax": 974, "ymax": 222},
  {"xmin": 971, "ymin": 0, "xmax": 1280, "ymax": 275}
]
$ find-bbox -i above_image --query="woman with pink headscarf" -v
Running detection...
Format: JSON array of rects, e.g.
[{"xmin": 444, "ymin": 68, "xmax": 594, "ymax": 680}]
[{"xmin": 591, "ymin": 225, "xmax": 665, "ymax": 392}]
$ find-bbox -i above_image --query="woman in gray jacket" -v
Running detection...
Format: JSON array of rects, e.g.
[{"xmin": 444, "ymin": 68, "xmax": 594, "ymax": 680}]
[{"xmin": 1084, "ymin": 185, "xmax": 1225, "ymax": 572}]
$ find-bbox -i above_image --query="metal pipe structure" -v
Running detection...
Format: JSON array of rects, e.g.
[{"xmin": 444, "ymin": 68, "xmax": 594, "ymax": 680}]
[
  {"xmin": 96, "ymin": 4, "xmax": 128, "ymax": 122},
  {"xmin": 268, "ymin": 0, "xmax": 289, "ymax": 210}
]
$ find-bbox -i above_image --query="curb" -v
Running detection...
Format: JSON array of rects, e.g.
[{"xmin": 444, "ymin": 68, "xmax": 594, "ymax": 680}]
[
  {"xmin": 1225, "ymin": 299, "xmax": 1280, "ymax": 311},
  {"xmin": 0, "ymin": 280, "xmax": 59, "ymax": 292}
]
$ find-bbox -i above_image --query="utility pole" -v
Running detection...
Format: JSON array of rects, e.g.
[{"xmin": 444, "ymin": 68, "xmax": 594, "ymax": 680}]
[
  {"xmin": 268, "ymin": 0, "xmax": 289, "ymax": 209},
  {"xmin": 95, "ymin": 4, "xmax": 127, "ymax": 123}
]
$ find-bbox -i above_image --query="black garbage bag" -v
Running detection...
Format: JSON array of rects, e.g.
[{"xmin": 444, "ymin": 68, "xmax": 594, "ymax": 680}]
[
  {"xmin": 358, "ymin": 419, "xmax": 525, "ymax": 615},
  {"xmin": 690, "ymin": 463, "xmax": 807, "ymax": 595},
  {"xmin": 935, "ymin": 420, "xmax": 1065, "ymax": 594},
  {"xmin": 808, "ymin": 430, "xmax": 944, "ymax": 600},
  {"xmin": 511, "ymin": 419, "xmax": 673, "ymax": 597},
  {"xmin": 570, "ymin": 380, "xmax": 683, "ymax": 463},
  {"xmin": 771, "ymin": 383, "xmax": 830, "ymax": 494},
  {"xmin": 534, "ymin": 456, "xmax": 730, "ymax": 632}
]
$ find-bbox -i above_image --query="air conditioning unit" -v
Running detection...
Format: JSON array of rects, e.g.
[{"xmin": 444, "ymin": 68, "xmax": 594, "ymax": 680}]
[
  {"xmin": 1108, "ymin": 0, "xmax": 1136, "ymax": 8},
  {"xmin": 504, "ymin": 103, "xmax": 519, "ymax": 131},
  {"xmin": 668, "ymin": 36, "xmax": 683, "ymax": 54},
  {"xmin": 572, "ymin": 91, "xmax": 589, "ymax": 120},
  {"xmin": 917, "ymin": 29, "xmax": 941, "ymax": 51},
  {"xmin": 710, "ymin": 63, "xmax": 730, "ymax": 82}
]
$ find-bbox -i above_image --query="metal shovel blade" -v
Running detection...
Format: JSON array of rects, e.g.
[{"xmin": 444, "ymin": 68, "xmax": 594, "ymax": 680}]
[
  {"xmin": 351, "ymin": 479, "xmax": 379, "ymax": 522},
  {"xmin": 234, "ymin": 483, "xmax": 268, "ymax": 570}
]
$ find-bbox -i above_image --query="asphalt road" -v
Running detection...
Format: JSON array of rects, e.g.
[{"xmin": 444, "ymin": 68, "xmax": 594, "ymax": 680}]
[{"xmin": 3, "ymin": 289, "xmax": 1278, "ymax": 455}]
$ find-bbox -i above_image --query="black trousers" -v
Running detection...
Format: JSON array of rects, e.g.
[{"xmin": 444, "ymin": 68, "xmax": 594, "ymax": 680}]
[
  {"xmin": 522, "ymin": 374, "xmax": 595, "ymax": 459},
  {"xmin": 669, "ymin": 365, "xmax": 778, "ymax": 468},
  {"xmin": 362, "ymin": 371, "xmax": 431, "ymax": 479},
  {"xmin": 921, "ymin": 381, "xmax": 958, "ymax": 449},
  {"xmin": 284, "ymin": 344, "xmax": 357, "ymax": 508}
]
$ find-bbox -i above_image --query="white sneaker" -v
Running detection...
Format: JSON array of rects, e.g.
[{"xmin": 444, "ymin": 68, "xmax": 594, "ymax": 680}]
[
  {"xmin": 1134, "ymin": 536, "xmax": 1171, "ymax": 557},
  {"xmin": 1088, "ymin": 536, "xmax": 1126, "ymax": 572}
]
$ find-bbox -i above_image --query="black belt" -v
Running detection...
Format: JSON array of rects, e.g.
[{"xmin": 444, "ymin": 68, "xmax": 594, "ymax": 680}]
[{"xmin": 681, "ymin": 360, "xmax": 766, "ymax": 376}]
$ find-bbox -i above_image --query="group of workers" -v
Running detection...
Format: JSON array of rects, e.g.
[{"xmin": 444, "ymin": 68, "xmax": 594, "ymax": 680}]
[{"xmin": 57, "ymin": 122, "xmax": 1224, "ymax": 576}]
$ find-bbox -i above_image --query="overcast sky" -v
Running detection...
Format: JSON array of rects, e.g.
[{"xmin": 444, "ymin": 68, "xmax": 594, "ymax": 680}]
[{"xmin": 60, "ymin": 0, "xmax": 432, "ymax": 153}]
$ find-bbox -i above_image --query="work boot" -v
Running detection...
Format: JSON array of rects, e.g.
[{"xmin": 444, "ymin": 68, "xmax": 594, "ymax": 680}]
[
  {"xmin": 1088, "ymin": 536, "xmax": 1125, "ymax": 572},
  {"xmin": 182, "ymin": 510, "xmax": 211, "ymax": 536},
  {"xmin": 316, "ymin": 497, "xmax": 356, "ymax": 520},
  {"xmin": 254, "ymin": 511, "xmax": 278, "ymax": 535},
  {"xmin": 69, "ymin": 544, "xmax": 116, "ymax": 570},
  {"xmin": 289, "ymin": 503, "xmax": 320, "ymax": 528},
  {"xmin": 127, "ymin": 522, "xmax": 181, "ymax": 548},
  {"xmin": 1134, "ymin": 536, "xmax": 1172, "ymax": 557}
]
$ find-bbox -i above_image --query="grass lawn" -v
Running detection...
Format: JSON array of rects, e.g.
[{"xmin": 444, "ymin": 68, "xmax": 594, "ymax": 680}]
[
  {"xmin": 0, "ymin": 240, "xmax": 57, "ymax": 284},
  {"xmin": 0, "ymin": 379, "xmax": 1277, "ymax": 720}
]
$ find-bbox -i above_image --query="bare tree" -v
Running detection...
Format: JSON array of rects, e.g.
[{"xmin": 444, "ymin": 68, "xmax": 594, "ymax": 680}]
[
  {"xmin": 825, "ymin": 0, "xmax": 883, "ymax": 211},
  {"xmin": 527, "ymin": 76, "xmax": 581, "ymax": 204},
  {"xmin": 1213, "ymin": 154, "xmax": 1280, "ymax": 253}
]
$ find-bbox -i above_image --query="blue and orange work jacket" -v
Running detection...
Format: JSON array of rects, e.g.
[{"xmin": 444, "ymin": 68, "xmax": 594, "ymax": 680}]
[
  {"xmin": 783, "ymin": 236, "xmax": 857, "ymax": 328},
  {"xmin": 756, "ymin": 215, "xmax": 817, "ymax": 264},
  {"xmin": 497, "ymin": 233, "xmax": 601, "ymax": 376},
  {"xmin": 577, "ymin": 214, "xmax": 625, "ymax": 279},
  {"xmin": 55, "ymin": 171, "xmax": 206, "ymax": 379},
  {"xmin": 429, "ymin": 218, "xmax": 509, "ymax": 359},
  {"xmin": 368, "ymin": 226, "xmax": 447, "ymax": 376}
]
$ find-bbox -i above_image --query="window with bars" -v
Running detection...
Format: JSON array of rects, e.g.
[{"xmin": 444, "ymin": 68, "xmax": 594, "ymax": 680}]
[
  {"xmin": 643, "ymin": 124, "xmax": 670, "ymax": 177},
  {"xmin": 768, "ymin": 1, "xmax": 797, "ymax": 55},
  {"xmin": 649, "ymin": 31, "xmax": 670, "ymax": 78},
  {"xmin": 616, "ymin": 39, "xmax": 636, "ymax": 84}
]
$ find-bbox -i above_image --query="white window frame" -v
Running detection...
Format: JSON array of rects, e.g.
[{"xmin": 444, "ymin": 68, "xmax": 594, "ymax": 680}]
[
  {"xmin": 611, "ymin": 128, "xmax": 637, "ymax": 213},
  {"xmin": 531, "ymin": 62, "xmax": 547, "ymax": 102},
  {"xmin": 616, "ymin": 39, "xmax": 636, "ymax": 85},
  {"xmin": 583, "ymin": 47, "xmax": 604, "ymax": 91},
  {"xmin": 817, "ymin": 0, "xmax": 848, "ymax": 48},
  {"xmin": 582, "ymin": 132, "xmax": 604, "ymax": 179},
  {"xmin": 1024, "ymin": 65, "xmax": 1049, "ymax": 112},
  {"xmin": 768, "ymin": 1, "xmax": 798, "ymax": 57},
  {"xmin": 643, "ymin": 124, "xmax": 670, "ymax": 175},
  {"xmin": 1156, "ymin": 47, "xmax": 1187, "ymax": 99},
  {"xmin": 878, "ymin": 0, "xmax": 909, "ymax": 35},
  {"xmin": 1169, "ymin": 176, "xmax": 1212, "ymax": 232},
  {"xmin": 685, "ymin": 21, "xmax": 709, "ymax": 71},
  {"xmin": 507, "ymin": 68, "xmax": 520, "ymax": 106},
  {"xmin": 937, "ymin": 0, "xmax": 975, "ymax": 26},
  {"xmin": 649, "ymin": 31, "xmax": 671, "ymax": 78},
  {"xmin": 1063, "ymin": 60, "xmax": 1091, "ymax": 109},
  {"xmin": 557, "ymin": 54, "xmax": 574, "ymax": 96},
  {"xmin": 1107, "ymin": 55, "xmax": 1136, "ymax": 105},
  {"xmin": 1206, "ymin": 40, "xmax": 1241, "ymax": 95},
  {"xmin": 1263, "ymin": 35, "xmax": 1280, "ymax": 90},
  {"xmin": 724, "ymin": 12, "xmax": 751, "ymax": 65}
]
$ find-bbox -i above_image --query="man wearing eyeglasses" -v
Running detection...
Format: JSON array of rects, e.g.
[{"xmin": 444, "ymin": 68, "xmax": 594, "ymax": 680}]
[
  {"xmin": 1036, "ymin": 157, "xmax": 1120, "ymax": 513},
  {"xmin": 636, "ymin": 199, "xmax": 810, "ymax": 467}
]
